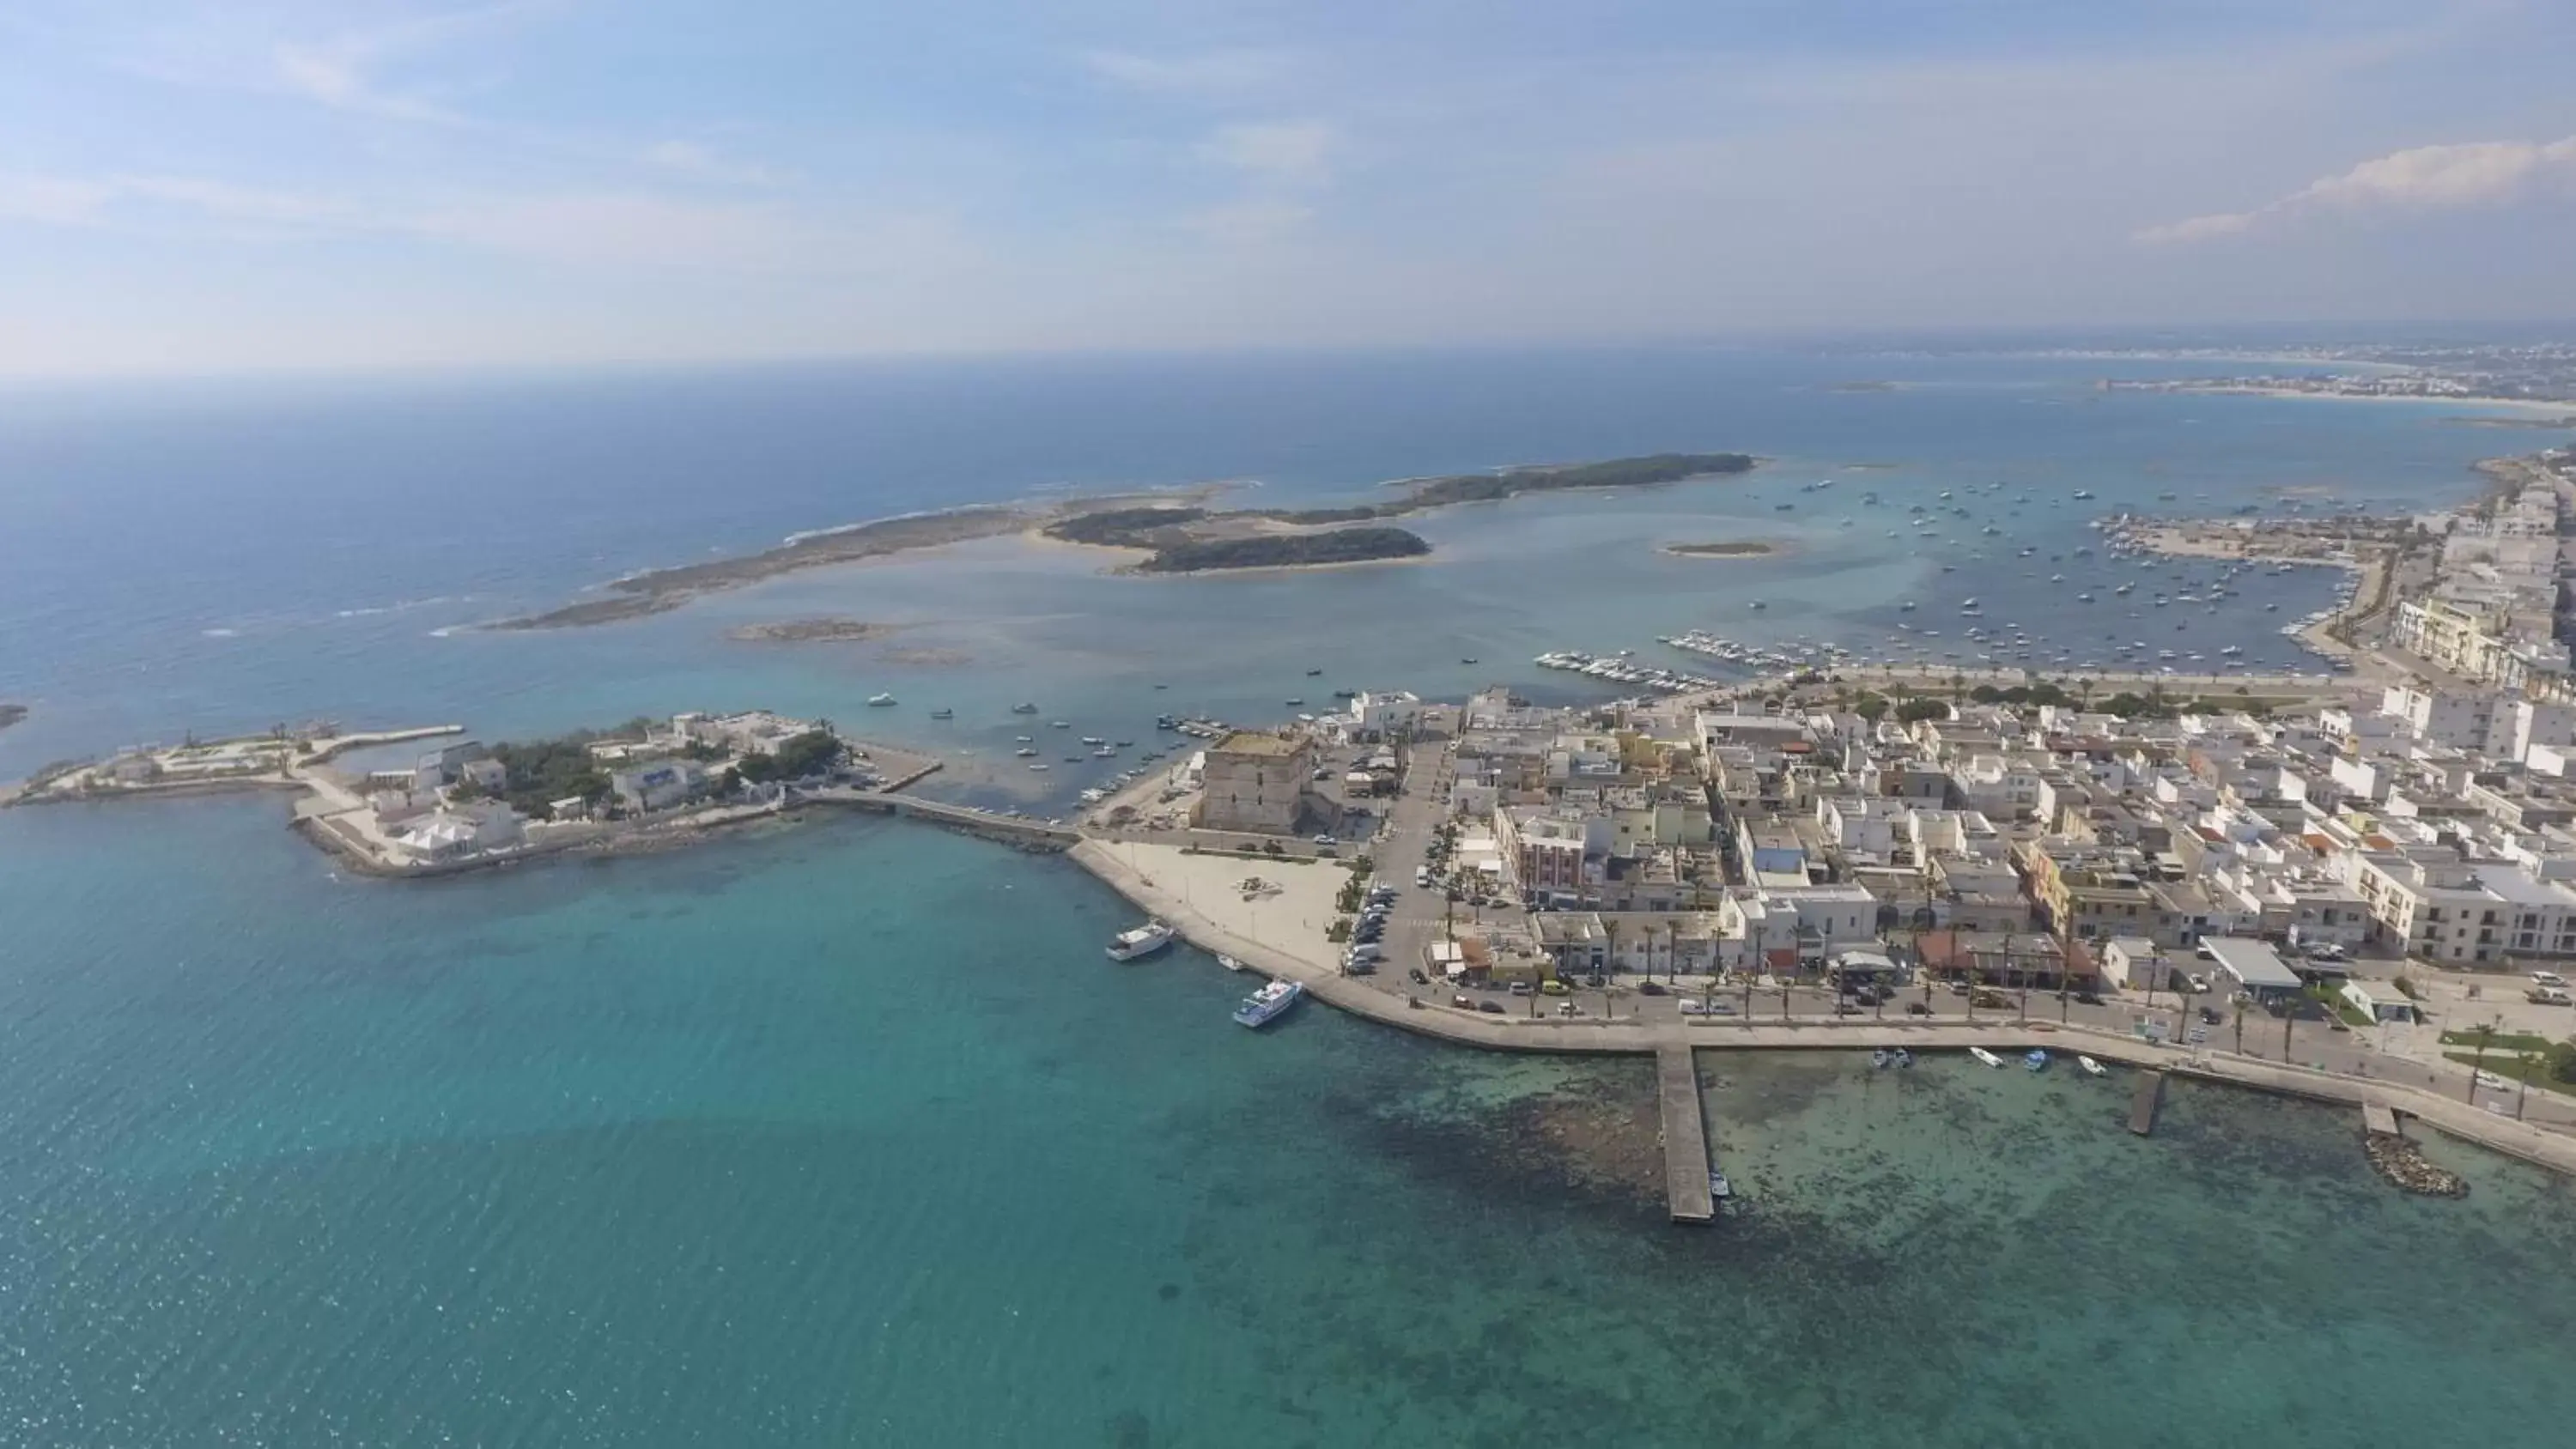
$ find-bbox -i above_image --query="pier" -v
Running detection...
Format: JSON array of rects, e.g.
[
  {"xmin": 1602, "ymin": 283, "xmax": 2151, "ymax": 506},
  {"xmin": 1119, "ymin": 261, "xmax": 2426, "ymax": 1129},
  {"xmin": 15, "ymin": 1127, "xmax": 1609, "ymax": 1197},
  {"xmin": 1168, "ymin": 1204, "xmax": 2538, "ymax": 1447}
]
[
  {"xmin": 2363, "ymin": 1100, "xmax": 2398, "ymax": 1137},
  {"xmin": 2129, "ymin": 1070, "xmax": 2165, "ymax": 1136},
  {"xmin": 1657, "ymin": 1044, "xmax": 1714, "ymax": 1224}
]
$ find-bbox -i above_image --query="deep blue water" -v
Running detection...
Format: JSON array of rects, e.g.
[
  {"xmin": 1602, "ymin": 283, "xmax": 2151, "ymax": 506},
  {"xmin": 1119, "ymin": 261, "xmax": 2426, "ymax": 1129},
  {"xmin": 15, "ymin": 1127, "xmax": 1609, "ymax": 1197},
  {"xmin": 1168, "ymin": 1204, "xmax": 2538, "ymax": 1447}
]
[{"xmin": 3, "ymin": 348, "xmax": 2571, "ymax": 1445}]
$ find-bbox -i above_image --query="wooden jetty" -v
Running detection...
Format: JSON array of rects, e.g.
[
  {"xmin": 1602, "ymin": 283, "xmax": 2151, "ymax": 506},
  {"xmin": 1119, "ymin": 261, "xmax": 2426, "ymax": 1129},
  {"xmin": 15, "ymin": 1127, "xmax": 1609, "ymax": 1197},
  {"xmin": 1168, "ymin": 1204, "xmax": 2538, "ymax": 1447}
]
[
  {"xmin": 1657, "ymin": 1044, "xmax": 1714, "ymax": 1224},
  {"xmin": 2128, "ymin": 1070, "xmax": 2165, "ymax": 1136}
]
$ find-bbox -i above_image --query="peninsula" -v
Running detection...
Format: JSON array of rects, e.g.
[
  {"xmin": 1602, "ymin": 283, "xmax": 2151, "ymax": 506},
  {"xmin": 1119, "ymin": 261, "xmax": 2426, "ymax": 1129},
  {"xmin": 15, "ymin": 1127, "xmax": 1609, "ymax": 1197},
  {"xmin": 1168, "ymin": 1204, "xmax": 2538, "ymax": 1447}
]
[{"xmin": 494, "ymin": 453, "xmax": 1759, "ymax": 625}]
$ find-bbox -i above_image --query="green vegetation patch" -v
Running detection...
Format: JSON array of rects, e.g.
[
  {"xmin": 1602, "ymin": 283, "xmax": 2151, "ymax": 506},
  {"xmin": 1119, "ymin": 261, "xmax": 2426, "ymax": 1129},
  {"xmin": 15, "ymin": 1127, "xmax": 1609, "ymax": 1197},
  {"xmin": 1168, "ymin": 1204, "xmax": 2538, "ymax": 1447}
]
[{"xmin": 1133, "ymin": 527, "xmax": 1430, "ymax": 573}]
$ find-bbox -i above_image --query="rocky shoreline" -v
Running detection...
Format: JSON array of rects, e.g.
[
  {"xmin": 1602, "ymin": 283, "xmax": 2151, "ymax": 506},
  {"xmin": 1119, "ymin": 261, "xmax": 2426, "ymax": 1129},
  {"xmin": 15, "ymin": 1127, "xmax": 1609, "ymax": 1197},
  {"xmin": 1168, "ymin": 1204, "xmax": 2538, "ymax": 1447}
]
[{"xmin": 2364, "ymin": 1129, "xmax": 2469, "ymax": 1197}]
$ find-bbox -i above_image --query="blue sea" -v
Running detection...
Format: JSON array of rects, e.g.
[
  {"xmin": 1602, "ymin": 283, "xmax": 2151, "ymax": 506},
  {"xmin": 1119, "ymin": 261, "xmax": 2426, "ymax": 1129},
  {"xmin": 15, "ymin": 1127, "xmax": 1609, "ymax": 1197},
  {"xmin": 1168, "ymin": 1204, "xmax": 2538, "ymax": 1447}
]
[{"xmin": 3, "ymin": 345, "xmax": 2573, "ymax": 1445}]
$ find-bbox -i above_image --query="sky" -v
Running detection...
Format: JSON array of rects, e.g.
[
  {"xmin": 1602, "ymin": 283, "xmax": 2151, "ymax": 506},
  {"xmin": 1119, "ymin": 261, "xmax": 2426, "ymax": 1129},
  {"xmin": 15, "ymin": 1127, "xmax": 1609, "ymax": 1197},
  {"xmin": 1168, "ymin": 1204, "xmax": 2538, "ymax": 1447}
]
[{"xmin": 4, "ymin": 0, "xmax": 2576, "ymax": 376}]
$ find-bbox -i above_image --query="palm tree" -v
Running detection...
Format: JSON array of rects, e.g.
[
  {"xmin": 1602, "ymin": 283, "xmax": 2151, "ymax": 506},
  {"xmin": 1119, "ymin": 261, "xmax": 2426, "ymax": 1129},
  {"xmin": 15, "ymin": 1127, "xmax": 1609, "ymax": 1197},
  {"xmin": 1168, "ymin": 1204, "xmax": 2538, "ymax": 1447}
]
[
  {"xmin": 2231, "ymin": 997, "xmax": 2246, "ymax": 1054},
  {"xmin": 2465, "ymin": 1022, "xmax": 2497, "ymax": 1102},
  {"xmin": 1601, "ymin": 917, "xmax": 1621, "ymax": 988},
  {"xmin": 1743, "ymin": 920, "xmax": 1763, "ymax": 1020}
]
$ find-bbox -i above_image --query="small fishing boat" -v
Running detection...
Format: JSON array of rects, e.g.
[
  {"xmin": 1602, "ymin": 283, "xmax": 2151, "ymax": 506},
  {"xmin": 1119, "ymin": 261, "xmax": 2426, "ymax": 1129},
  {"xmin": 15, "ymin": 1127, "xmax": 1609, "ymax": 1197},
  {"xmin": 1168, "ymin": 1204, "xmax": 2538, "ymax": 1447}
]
[
  {"xmin": 1968, "ymin": 1047, "xmax": 2005, "ymax": 1069},
  {"xmin": 1709, "ymin": 1169, "xmax": 1732, "ymax": 1201},
  {"xmin": 2023, "ymin": 1049, "xmax": 2049, "ymax": 1072},
  {"xmin": 1870, "ymin": 1048, "xmax": 1893, "ymax": 1070},
  {"xmin": 866, "ymin": 693, "xmax": 896, "ymax": 706},
  {"xmin": 1012, "ymin": 702, "xmax": 1039, "ymax": 713},
  {"xmin": 928, "ymin": 707, "xmax": 953, "ymax": 719},
  {"xmin": 1893, "ymin": 1048, "xmax": 1913, "ymax": 1068},
  {"xmin": 1218, "ymin": 954, "xmax": 1246, "ymax": 973},
  {"xmin": 2078, "ymin": 1055, "xmax": 2106, "ymax": 1077}
]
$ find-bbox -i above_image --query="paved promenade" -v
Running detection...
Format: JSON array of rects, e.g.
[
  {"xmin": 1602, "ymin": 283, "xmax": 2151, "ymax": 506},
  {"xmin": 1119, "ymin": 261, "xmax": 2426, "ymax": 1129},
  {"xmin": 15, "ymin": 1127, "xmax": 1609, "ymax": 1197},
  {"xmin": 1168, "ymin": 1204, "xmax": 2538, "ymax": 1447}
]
[{"xmin": 1066, "ymin": 840, "xmax": 2576, "ymax": 1178}]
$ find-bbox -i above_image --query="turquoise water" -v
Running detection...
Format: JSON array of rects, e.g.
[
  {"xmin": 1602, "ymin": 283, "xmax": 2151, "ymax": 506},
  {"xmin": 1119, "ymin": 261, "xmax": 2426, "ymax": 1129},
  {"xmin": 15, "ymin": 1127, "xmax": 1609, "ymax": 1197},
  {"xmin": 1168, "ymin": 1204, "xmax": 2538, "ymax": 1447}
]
[
  {"xmin": 6, "ymin": 349, "xmax": 2575, "ymax": 1444},
  {"xmin": 4, "ymin": 800, "xmax": 2573, "ymax": 1446}
]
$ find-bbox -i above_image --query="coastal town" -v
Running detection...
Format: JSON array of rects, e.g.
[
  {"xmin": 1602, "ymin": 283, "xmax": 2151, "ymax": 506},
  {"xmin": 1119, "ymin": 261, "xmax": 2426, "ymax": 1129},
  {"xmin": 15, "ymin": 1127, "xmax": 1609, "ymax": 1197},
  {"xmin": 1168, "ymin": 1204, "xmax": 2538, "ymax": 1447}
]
[{"xmin": 16, "ymin": 441, "xmax": 2576, "ymax": 1199}]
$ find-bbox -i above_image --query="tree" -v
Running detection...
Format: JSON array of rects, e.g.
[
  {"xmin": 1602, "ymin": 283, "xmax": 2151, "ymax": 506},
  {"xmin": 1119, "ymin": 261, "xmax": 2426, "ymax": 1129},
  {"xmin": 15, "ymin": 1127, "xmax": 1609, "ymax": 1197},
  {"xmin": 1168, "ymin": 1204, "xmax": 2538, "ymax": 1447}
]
[
  {"xmin": 2233, "ymin": 997, "xmax": 2246, "ymax": 1055},
  {"xmin": 2465, "ymin": 1022, "xmax": 2497, "ymax": 1102},
  {"xmin": 1743, "ymin": 920, "xmax": 1763, "ymax": 1020},
  {"xmin": 1602, "ymin": 916, "xmax": 1622, "ymax": 986}
]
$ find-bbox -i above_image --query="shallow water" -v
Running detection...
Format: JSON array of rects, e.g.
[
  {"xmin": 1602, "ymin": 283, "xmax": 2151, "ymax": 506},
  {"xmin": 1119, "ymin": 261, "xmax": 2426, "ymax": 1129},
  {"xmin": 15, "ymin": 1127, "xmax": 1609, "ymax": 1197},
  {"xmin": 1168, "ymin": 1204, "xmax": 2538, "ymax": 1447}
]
[{"xmin": 3, "ymin": 805, "xmax": 2570, "ymax": 1446}]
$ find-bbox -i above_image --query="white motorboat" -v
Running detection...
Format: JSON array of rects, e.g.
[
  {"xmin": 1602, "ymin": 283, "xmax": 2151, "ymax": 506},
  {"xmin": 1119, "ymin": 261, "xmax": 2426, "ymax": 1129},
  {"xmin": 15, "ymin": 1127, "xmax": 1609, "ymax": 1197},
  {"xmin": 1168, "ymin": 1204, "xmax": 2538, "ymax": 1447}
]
[
  {"xmin": 2078, "ymin": 1055, "xmax": 2106, "ymax": 1077},
  {"xmin": 1233, "ymin": 978, "xmax": 1303, "ymax": 1028},
  {"xmin": 1968, "ymin": 1047, "xmax": 2005, "ymax": 1069},
  {"xmin": 1218, "ymin": 954, "xmax": 1247, "ymax": 973},
  {"xmin": 1107, "ymin": 920, "xmax": 1176, "ymax": 961},
  {"xmin": 866, "ymin": 693, "xmax": 896, "ymax": 706}
]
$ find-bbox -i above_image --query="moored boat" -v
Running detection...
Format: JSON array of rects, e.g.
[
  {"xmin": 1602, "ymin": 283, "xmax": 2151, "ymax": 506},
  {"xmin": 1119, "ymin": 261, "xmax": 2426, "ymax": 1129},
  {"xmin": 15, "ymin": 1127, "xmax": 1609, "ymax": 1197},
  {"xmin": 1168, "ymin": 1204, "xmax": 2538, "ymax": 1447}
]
[
  {"xmin": 2078, "ymin": 1055, "xmax": 2106, "ymax": 1077},
  {"xmin": 1218, "ymin": 954, "xmax": 1246, "ymax": 973},
  {"xmin": 1708, "ymin": 1169, "xmax": 1732, "ymax": 1201},
  {"xmin": 1870, "ymin": 1048, "xmax": 1892, "ymax": 1070},
  {"xmin": 866, "ymin": 693, "xmax": 896, "ymax": 706},
  {"xmin": 1107, "ymin": 920, "xmax": 1175, "ymax": 961},
  {"xmin": 1893, "ymin": 1047, "xmax": 1913, "ymax": 1068},
  {"xmin": 2023, "ymin": 1049, "xmax": 2049, "ymax": 1071},
  {"xmin": 1968, "ymin": 1047, "xmax": 2004, "ymax": 1068},
  {"xmin": 1233, "ymin": 978, "xmax": 1303, "ymax": 1028}
]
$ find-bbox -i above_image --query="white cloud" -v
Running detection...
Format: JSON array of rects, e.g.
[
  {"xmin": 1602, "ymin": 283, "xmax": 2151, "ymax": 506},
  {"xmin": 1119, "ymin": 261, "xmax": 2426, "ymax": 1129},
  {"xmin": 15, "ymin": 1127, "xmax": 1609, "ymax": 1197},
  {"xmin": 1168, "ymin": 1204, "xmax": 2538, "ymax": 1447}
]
[
  {"xmin": 1196, "ymin": 119, "xmax": 1336, "ymax": 186},
  {"xmin": 264, "ymin": 3, "xmax": 537, "ymax": 126},
  {"xmin": 1078, "ymin": 48, "xmax": 1286, "ymax": 96},
  {"xmin": 2141, "ymin": 134, "xmax": 2576, "ymax": 243}
]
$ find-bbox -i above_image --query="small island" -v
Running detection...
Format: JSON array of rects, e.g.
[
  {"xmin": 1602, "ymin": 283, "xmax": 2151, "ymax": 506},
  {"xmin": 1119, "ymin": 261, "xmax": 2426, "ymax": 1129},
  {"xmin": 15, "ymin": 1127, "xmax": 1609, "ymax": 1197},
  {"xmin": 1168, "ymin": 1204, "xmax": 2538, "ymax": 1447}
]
[
  {"xmin": 497, "ymin": 452, "xmax": 1759, "ymax": 626},
  {"xmin": 0, "ymin": 703, "xmax": 24, "ymax": 734},
  {"xmin": 725, "ymin": 617, "xmax": 894, "ymax": 644},
  {"xmin": 1662, "ymin": 541, "xmax": 1778, "ymax": 559}
]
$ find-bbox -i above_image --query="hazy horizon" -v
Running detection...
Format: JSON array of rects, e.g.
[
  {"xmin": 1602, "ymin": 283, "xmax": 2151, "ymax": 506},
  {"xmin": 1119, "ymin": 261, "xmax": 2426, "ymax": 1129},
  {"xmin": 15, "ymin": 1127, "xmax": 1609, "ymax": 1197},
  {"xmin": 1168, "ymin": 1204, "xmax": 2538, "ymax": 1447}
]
[{"xmin": 6, "ymin": 0, "xmax": 2576, "ymax": 379}]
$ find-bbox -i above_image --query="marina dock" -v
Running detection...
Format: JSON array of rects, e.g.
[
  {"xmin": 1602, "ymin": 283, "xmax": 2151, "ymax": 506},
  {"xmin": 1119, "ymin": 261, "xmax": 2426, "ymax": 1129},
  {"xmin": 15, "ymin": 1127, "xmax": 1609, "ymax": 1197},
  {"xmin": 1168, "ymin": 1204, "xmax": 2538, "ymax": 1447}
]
[
  {"xmin": 2129, "ymin": 1070, "xmax": 2164, "ymax": 1136},
  {"xmin": 1658, "ymin": 1044, "xmax": 1714, "ymax": 1224}
]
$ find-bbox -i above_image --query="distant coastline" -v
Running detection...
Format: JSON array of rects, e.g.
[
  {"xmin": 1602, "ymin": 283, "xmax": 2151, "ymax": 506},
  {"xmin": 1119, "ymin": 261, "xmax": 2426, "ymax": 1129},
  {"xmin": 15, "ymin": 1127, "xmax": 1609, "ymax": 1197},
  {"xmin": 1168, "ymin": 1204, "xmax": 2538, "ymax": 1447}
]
[
  {"xmin": 494, "ymin": 452, "xmax": 1761, "ymax": 621},
  {"xmin": 0, "ymin": 703, "xmax": 24, "ymax": 735}
]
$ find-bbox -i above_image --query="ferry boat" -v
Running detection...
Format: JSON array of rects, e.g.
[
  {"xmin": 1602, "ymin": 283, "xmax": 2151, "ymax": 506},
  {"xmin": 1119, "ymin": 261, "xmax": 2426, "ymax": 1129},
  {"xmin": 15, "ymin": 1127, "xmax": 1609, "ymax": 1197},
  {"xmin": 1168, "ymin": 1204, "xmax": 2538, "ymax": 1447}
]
[
  {"xmin": 867, "ymin": 693, "xmax": 897, "ymax": 706},
  {"xmin": 1233, "ymin": 978, "xmax": 1303, "ymax": 1028},
  {"xmin": 1107, "ymin": 920, "xmax": 1176, "ymax": 961},
  {"xmin": 1968, "ymin": 1047, "xmax": 2005, "ymax": 1069}
]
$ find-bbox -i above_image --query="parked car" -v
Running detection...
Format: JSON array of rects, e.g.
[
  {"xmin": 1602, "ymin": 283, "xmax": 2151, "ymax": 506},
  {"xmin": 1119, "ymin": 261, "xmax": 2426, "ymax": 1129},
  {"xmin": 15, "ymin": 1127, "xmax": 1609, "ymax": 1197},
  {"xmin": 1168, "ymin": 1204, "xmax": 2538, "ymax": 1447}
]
[
  {"xmin": 2533, "ymin": 970, "xmax": 2569, "ymax": 988},
  {"xmin": 1452, "ymin": 993, "xmax": 1473, "ymax": 1009},
  {"xmin": 1540, "ymin": 980, "xmax": 1569, "ymax": 997},
  {"xmin": 1508, "ymin": 981, "xmax": 1534, "ymax": 997},
  {"xmin": 1833, "ymin": 1002, "xmax": 1864, "ymax": 1016},
  {"xmin": 1637, "ymin": 981, "xmax": 1668, "ymax": 997},
  {"xmin": 1478, "ymin": 1001, "xmax": 1506, "ymax": 1015},
  {"xmin": 1905, "ymin": 1002, "xmax": 1934, "ymax": 1016},
  {"xmin": 2199, "ymin": 1006, "xmax": 2223, "ymax": 1025},
  {"xmin": 2075, "ymin": 991, "xmax": 2105, "ymax": 1006}
]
